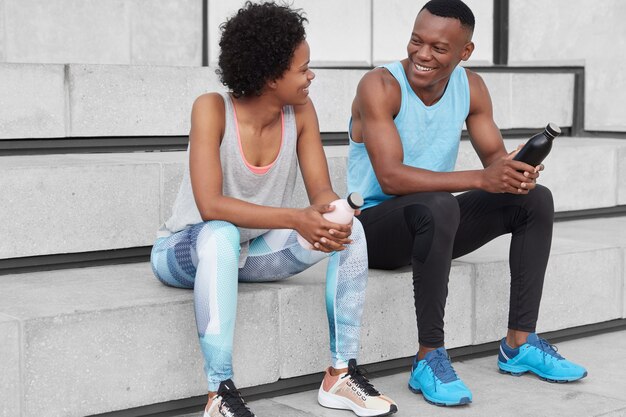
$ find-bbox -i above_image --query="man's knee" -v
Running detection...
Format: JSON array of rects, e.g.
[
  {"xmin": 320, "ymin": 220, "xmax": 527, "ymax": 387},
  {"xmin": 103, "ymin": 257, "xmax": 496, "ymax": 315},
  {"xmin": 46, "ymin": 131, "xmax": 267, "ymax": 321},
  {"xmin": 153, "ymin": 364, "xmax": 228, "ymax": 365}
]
[
  {"xmin": 403, "ymin": 192, "xmax": 460, "ymax": 236},
  {"xmin": 526, "ymin": 184, "xmax": 554, "ymax": 219}
]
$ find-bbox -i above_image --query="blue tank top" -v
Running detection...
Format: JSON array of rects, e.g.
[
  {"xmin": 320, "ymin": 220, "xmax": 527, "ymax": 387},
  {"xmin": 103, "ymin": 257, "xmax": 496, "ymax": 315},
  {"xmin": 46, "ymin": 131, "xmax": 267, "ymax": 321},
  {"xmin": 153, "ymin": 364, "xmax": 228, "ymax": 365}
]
[{"xmin": 347, "ymin": 61, "xmax": 470, "ymax": 210}]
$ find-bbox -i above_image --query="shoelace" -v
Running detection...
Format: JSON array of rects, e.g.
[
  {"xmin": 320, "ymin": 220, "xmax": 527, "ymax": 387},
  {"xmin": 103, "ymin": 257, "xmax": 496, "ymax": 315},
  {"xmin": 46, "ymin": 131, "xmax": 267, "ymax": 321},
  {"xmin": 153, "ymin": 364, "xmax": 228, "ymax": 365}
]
[
  {"xmin": 426, "ymin": 351, "xmax": 459, "ymax": 388},
  {"xmin": 532, "ymin": 337, "xmax": 564, "ymax": 362},
  {"xmin": 343, "ymin": 362, "xmax": 380, "ymax": 396},
  {"xmin": 219, "ymin": 389, "xmax": 254, "ymax": 417}
]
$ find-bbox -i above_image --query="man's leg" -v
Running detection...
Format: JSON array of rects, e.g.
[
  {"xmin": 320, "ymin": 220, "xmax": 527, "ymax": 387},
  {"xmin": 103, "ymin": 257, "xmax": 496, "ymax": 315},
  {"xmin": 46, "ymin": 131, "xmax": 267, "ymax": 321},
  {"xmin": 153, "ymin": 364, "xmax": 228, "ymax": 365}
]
[
  {"xmin": 359, "ymin": 192, "xmax": 472, "ymax": 406},
  {"xmin": 358, "ymin": 192, "xmax": 460, "ymax": 351},
  {"xmin": 454, "ymin": 185, "xmax": 586, "ymax": 382},
  {"xmin": 453, "ymin": 185, "xmax": 554, "ymax": 341}
]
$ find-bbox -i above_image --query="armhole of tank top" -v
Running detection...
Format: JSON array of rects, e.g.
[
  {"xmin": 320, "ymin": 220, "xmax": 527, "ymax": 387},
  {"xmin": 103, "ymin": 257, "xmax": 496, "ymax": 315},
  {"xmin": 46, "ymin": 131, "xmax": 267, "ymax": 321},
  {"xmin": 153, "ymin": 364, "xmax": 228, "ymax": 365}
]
[
  {"xmin": 218, "ymin": 92, "xmax": 230, "ymax": 146},
  {"xmin": 460, "ymin": 67, "xmax": 471, "ymax": 118},
  {"xmin": 383, "ymin": 63, "xmax": 406, "ymax": 121}
]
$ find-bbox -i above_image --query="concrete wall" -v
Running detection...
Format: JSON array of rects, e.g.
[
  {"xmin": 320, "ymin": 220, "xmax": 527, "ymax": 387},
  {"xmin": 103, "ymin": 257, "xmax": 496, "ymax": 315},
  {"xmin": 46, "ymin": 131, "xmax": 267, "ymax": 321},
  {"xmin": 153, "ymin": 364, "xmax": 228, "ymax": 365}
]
[
  {"xmin": 0, "ymin": 64, "xmax": 575, "ymax": 140},
  {"xmin": 509, "ymin": 0, "xmax": 626, "ymax": 132},
  {"xmin": 1, "ymin": 0, "xmax": 202, "ymax": 66},
  {"xmin": 1, "ymin": 0, "xmax": 491, "ymax": 68},
  {"xmin": 208, "ymin": 0, "xmax": 492, "ymax": 67},
  {"xmin": 0, "ymin": 0, "xmax": 623, "ymax": 132}
]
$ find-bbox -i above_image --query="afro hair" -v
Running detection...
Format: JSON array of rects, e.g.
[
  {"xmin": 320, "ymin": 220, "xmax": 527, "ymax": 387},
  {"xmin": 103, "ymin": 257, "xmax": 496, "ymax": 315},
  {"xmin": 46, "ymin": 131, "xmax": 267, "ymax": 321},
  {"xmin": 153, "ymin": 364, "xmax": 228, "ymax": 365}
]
[{"xmin": 217, "ymin": 1, "xmax": 308, "ymax": 98}]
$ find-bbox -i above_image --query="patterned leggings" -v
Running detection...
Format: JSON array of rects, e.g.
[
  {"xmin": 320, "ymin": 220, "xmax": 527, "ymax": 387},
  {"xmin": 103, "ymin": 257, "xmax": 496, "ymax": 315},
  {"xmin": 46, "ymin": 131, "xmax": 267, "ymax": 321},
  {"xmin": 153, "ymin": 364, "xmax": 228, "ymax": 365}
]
[{"xmin": 150, "ymin": 219, "xmax": 368, "ymax": 391}]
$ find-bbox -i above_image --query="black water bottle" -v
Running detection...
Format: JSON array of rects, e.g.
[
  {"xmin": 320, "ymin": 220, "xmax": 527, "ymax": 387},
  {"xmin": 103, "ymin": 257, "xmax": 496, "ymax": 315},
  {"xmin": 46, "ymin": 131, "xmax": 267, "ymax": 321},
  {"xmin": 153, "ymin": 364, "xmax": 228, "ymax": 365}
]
[{"xmin": 513, "ymin": 122, "xmax": 561, "ymax": 167}]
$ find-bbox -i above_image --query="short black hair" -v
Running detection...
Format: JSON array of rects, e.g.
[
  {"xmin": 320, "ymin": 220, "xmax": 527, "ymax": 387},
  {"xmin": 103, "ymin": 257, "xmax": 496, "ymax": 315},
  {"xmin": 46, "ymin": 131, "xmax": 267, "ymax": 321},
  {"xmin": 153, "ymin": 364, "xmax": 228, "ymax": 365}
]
[
  {"xmin": 217, "ymin": 1, "xmax": 307, "ymax": 98},
  {"xmin": 421, "ymin": 0, "xmax": 475, "ymax": 31}
]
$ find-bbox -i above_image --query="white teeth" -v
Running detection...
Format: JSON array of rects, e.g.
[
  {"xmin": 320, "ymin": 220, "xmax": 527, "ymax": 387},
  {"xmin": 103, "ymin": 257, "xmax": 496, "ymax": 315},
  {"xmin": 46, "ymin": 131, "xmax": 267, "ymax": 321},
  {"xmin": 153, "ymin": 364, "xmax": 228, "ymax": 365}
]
[{"xmin": 415, "ymin": 63, "xmax": 434, "ymax": 71}]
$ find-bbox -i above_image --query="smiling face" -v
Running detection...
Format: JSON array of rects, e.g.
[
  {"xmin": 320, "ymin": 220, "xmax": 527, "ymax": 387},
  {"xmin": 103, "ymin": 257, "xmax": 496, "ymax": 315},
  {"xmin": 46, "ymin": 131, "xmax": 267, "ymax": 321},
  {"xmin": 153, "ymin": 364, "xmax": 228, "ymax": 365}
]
[
  {"xmin": 405, "ymin": 9, "xmax": 474, "ymax": 101},
  {"xmin": 272, "ymin": 40, "xmax": 315, "ymax": 106}
]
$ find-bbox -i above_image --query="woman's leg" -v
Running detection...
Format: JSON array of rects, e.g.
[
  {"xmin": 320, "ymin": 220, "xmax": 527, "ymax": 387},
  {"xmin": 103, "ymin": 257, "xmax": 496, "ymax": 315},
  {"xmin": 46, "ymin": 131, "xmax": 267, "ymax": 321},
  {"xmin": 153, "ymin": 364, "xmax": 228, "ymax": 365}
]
[
  {"xmin": 150, "ymin": 220, "xmax": 240, "ymax": 392},
  {"xmin": 238, "ymin": 219, "xmax": 368, "ymax": 368}
]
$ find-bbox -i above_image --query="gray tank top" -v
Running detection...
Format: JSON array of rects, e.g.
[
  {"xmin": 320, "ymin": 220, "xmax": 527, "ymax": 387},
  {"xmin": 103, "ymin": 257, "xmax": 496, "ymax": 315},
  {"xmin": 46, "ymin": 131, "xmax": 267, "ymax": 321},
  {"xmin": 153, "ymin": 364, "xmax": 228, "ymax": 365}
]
[{"xmin": 159, "ymin": 93, "xmax": 299, "ymax": 266}]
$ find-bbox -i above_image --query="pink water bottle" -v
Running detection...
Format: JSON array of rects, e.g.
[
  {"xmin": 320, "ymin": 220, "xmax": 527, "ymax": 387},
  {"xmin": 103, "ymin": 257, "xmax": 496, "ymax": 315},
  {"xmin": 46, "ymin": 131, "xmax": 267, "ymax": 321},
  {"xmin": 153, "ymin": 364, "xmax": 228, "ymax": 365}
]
[{"xmin": 297, "ymin": 192, "xmax": 364, "ymax": 249}]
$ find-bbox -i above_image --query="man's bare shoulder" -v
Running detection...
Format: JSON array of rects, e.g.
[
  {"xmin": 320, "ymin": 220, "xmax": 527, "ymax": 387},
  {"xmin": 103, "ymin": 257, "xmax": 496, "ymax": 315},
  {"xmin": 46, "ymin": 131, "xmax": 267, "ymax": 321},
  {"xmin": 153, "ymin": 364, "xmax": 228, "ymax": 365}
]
[
  {"xmin": 359, "ymin": 67, "xmax": 400, "ymax": 94},
  {"xmin": 355, "ymin": 67, "xmax": 401, "ymax": 114},
  {"xmin": 464, "ymin": 68, "xmax": 490, "ymax": 95}
]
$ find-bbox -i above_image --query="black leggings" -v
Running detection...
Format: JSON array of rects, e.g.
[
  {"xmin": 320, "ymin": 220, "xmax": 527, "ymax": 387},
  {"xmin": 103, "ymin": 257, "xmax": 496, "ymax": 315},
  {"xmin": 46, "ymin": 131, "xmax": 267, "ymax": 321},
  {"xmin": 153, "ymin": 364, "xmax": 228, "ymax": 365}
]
[{"xmin": 357, "ymin": 185, "xmax": 554, "ymax": 347}]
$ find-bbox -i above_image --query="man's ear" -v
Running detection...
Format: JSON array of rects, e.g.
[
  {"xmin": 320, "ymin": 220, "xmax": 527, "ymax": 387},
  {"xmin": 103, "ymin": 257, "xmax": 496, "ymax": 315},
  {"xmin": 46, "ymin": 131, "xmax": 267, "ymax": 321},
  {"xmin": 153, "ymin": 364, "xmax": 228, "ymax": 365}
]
[{"xmin": 461, "ymin": 41, "xmax": 475, "ymax": 61}]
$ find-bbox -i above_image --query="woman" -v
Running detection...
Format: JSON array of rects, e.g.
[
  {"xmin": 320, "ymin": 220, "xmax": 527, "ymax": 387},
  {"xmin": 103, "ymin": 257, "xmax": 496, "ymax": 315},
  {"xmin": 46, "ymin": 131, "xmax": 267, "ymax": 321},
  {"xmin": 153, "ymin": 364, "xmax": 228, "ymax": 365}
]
[{"xmin": 150, "ymin": 2, "xmax": 397, "ymax": 417}]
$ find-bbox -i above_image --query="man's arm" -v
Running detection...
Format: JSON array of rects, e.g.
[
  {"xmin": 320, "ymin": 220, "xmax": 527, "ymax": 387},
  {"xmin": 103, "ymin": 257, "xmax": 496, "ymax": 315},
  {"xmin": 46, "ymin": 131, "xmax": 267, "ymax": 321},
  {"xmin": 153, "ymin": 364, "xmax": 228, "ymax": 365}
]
[
  {"xmin": 464, "ymin": 69, "xmax": 541, "ymax": 194},
  {"xmin": 356, "ymin": 68, "xmax": 487, "ymax": 195}
]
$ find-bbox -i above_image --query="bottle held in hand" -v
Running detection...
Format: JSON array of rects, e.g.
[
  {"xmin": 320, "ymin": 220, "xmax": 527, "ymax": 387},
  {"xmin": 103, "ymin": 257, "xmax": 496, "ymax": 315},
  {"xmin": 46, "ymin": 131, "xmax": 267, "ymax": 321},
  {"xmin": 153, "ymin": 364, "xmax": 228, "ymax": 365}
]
[
  {"xmin": 297, "ymin": 192, "xmax": 364, "ymax": 250},
  {"xmin": 513, "ymin": 122, "xmax": 561, "ymax": 167}
]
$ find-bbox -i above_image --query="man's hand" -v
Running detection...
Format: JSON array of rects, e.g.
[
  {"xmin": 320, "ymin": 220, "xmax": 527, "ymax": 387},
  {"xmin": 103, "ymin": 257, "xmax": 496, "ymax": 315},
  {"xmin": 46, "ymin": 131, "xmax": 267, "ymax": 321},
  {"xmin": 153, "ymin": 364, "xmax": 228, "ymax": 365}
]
[{"xmin": 481, "ymin": 147, "xmax": 543, "ymax": 194}]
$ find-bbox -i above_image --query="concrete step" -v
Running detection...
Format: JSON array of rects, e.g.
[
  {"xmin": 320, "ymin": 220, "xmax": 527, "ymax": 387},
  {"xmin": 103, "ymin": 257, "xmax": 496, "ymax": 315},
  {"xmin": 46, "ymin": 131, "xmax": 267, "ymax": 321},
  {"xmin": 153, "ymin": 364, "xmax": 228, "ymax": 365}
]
[
  {"xmin": 1, "ymin": 138, "xmax": 625, "ymax": 260},
  {"xmin": 0, "ymin": 62, "xmax": 574, "ymax": 139},
  {"xmin": 1, "ymin": 216, "xmax": 624, "ymax": 416},
  {"xmin": 242, "ymin": 330, "xmax": 626, "ymax": 417}
]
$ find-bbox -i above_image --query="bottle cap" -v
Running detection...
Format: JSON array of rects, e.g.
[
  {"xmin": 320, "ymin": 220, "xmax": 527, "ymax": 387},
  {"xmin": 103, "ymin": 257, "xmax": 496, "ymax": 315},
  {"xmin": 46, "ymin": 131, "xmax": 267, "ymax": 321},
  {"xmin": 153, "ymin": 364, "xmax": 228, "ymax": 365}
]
[
  {"xmin": 545, "ymin": 122, "xmax": 561, "ymax": 138},
  {"xmin": 346, "ymin": 192, "xmax": 364, "ymax": 209}
]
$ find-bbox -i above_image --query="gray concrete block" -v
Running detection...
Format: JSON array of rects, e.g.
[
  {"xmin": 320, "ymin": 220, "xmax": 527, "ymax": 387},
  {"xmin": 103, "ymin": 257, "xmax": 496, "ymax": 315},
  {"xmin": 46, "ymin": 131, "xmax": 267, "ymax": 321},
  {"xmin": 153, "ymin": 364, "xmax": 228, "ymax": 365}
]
[
  {"xmin": 292, "ymin": 0, "xmax": 371, "ymax": 66},
  {"xmin": 456, "ymin": 138, "xmax": 621, "ymax": 212},
  {"xmin": 4, "ymin": 0, "xmax": 130, "ymax": 64},
  {"xmin": 277, "ymin": 276, "xmax": 329, "ymax": 378},
  {"xmin": 68, "ymin": 65, "xmax": 224, "ymax": 137},
  {"xmin": 130, "ymin": 0, "xmax": 203, "ymax": 66},
  {"xmin": 539, "ymin": 139, "xmax": 619, "ymax": 211},
  {"xmin": 359, "ymin": 267, "xmax": 419, "ymax": 365},
  {"xmin": 0, "ymin": 263, "xmax": 280, "ymax": 416},
  {"xmin": 511, "ymin": 72, "xmax": 574, "ymax": 128},
  {"xmin": 0, "ymin": 154, "xmax": 161, "ymax": 258},
  {"xmin": 0, "ymin": 63, "xmax": 66, "ymax": 139},
  {"xmin": 208, "ymin": 0, "xmax": 371, "ymax": 67},
  {"xmin": 536, "ymin": 246, "xmax": 622, "ymax": 334},
  {"xmin": 509, "ymin": 0, "xmax": 626, "ymax": 132},
  {"xmin": 309, "ymin": 69, "xmax": 367, "ymax": 133},
  {"xmin": 478, "ymin": 72, "xmax": 574, "ymax": 130},
  {"xmin": 466, "ymin": 235, "xmax": 623, "ymax": 344},
  {"xmin": 161, "ymin": 159, "xmax": 187, "ymax": 224},
  {"xmin": 478, "ymin": 72, "xmax": 513, "ymax": 129},
  {"xmin": 0, "ymin": 0, "xmax": 5, "ymax": 62},
  {"xmin": 0, "ymin": 314, "xmax": 20, "ymax": 417},
  {"xmin": 619, "ymin": 145, "xmax": 626, "ymax": 205}
]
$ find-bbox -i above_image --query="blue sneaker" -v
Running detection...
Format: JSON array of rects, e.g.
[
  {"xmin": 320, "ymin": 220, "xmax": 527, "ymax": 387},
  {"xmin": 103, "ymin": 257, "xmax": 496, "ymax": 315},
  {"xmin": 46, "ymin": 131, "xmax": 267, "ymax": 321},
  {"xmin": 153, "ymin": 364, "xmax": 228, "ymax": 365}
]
[
  {"xmin": 408, "ymin": 347, "xmax": 472, "ymax": 406},
  {"xmin": 498, "ymin": 333, "xmax": 588, "ymax": 382}
]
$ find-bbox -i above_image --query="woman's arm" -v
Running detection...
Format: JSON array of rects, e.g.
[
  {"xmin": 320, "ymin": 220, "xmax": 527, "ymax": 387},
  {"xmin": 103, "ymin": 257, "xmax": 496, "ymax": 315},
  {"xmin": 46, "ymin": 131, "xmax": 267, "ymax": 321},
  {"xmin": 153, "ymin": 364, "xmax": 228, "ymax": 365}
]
[
  {"xmin": 295, "ymin": 99, "xmax": 353, "ymax": 251},
  {"xmin": 189, "ymin": 93, "xmax": 300, "ymax": 230}
]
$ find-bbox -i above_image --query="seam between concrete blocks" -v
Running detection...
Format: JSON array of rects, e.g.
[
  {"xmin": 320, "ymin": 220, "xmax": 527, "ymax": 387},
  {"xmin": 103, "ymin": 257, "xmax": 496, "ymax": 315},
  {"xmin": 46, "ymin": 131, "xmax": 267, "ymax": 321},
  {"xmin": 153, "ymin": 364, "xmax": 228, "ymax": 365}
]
[
  {"xmin": 470, "ymin": 263, "xmax": 477, "ymax": 345},
  {"xmin": 63, "ymin": 65, "xmax": 71, "ymax": 138},
  {"xmin": 1, "ymin": 0, "xmax": 6, "ymax": 62},
  {"xmin": 369, "ymin": 0, "xmax": 374, "ymax": 67}
]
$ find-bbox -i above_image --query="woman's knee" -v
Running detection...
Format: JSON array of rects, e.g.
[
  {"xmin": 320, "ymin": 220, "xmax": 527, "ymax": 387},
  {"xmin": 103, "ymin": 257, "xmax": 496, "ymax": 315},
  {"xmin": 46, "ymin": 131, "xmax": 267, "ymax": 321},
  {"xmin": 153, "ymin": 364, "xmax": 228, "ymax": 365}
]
[{"xmin": 195, "ymin": 220, "xmax": 240, "ymax": 260}]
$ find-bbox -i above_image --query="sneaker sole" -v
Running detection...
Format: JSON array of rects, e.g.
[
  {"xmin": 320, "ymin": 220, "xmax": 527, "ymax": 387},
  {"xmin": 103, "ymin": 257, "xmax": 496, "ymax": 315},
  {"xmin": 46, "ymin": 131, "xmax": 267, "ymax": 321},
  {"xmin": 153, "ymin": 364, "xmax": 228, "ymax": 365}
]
[
  {"xmin": 318, "ymin": 388, "xmax": 397, "ymax": 417},
  {"xmin": 498, "ymin": 361, "xmax": 588, "ymax": 382},
  {"xmin": 407, "ymin": 383, "xmax": 471, "ymax": 407}
]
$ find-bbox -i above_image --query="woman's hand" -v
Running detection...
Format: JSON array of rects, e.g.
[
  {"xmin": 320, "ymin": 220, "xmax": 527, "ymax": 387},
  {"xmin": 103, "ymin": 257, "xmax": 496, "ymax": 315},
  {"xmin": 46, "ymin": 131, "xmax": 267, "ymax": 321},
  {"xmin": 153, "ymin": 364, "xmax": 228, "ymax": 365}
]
[{"xmin": 297, "ymin": 205, "xmax": 353, "ymax": 252}]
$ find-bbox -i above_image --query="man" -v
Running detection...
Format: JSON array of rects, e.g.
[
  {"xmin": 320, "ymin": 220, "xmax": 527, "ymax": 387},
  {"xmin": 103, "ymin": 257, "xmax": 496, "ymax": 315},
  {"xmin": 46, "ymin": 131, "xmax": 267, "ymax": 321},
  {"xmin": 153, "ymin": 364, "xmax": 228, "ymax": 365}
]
[{"xmin": 348, "ymin": 0, "xmax": 587, "ymax": 407}]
